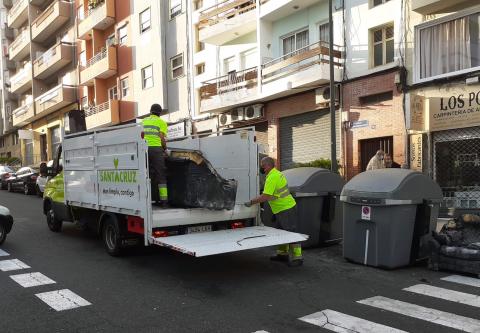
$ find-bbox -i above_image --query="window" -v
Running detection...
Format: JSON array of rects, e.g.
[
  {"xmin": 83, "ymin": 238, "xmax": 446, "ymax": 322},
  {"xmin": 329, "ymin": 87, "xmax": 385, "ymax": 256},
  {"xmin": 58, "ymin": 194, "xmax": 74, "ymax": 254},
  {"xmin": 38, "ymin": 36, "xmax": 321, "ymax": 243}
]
[
  {"xmin": 282, "ymin": 29, "xmax": 309, "ymax": 56},
  {"xmin": 106, "ymin": 34, "xmax": 116, "ymax": 47},
  {"xmin": 319, "ymin": 22, "xmax": 330, "ymax": 43},
  {"xmin": 418, "ymin": 11, "xmax": 480, "ymax": 80},
  {"xmin": 120, "ymin": 78, "xmax": 129, "ymax": 97},
  {"xmin": 108, "ymin": 86, "xmax": 118, "ymax": 100},
  {"xmin": 359, "ymin": 91, "xmax": 393, "ymax": 106},
  {"xmin": 194, "ymin": 0, "xmax": 203, "ymax": 10},
  {"xmin": 170, "ymin": 54, "xmax": 184, "ymax": 80},
  {"xmin": 118, "ymin": 25, "xmax": 128, "ymax": 45},
  {"xmin": 77, "ymin": 4, "xmax": 84, "ymax": 20},
  {"xmin": 24, "ymin": 139, "xmax": 34, "ymax": 166},
  {"xmin": 12, "ymin": 132, "xmax": 19, "ymax": 146},
  {"xmin": 223, "ymin": 56, "xmax": 235, "ymax": 74},
  {"xmin": 81, "ymin": 96, "xmax": 88, "ymax": 109},
  {"xmin": 372, "ymin": 0, "xmax": 390, "ymax": 7},
  {"xmin": 241, "ymin": 49, "xmax": 257, "ymax": 70},
  {"xmin": 79, "ymin": 51, "xmax": 86, "ymax": 67},
  {"xmin": 196, "ymin": 63, "xmax": 205, "ymax": 76},
  {"xmin": 371, "ymin": 25, "xmax": 394, "ymax": 67},
  {"xmin": 0, "ymin": 138, "xmax": 4, "ymax": 148},
  {"xmin": 142, "ymin": 65, "xmax": 154, "ymax": 89},
  {"xmin": 170, "ymin": 0, "xmax": 182, "ymax": 19},
  {"xmin": 140, "ymin": 8, "xmax": 151, "ymax": 33},
  {"xmin": 50, "ymin": 127, "xmax": 61, "ymax": 159}
]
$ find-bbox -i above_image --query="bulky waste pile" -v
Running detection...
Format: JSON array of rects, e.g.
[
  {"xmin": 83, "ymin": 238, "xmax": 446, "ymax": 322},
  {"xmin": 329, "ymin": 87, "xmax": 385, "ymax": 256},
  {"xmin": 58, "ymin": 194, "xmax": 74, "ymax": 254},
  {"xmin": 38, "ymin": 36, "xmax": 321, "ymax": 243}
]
[{"xmin": 427, "ymin": 214, "xmax": 480, "ymax": 276}]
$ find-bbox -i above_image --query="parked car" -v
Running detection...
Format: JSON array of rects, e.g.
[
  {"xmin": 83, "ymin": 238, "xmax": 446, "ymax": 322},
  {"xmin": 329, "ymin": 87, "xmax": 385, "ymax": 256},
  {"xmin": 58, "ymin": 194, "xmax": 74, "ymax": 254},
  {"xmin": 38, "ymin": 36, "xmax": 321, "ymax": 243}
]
[
  {"xmin": 6, "ymin": 167, "xmax": 39, "ymax": 195},
  {"xmin": 0, "ymin": 166, "xmax": 15, "ymax": 190},
  {"xmin": 36, "ymin": 161, "xmax": 53, "ymax": 196},
  {"xmin": 0, "ymin": 205, "xmax": 13, "ymax": 245}
]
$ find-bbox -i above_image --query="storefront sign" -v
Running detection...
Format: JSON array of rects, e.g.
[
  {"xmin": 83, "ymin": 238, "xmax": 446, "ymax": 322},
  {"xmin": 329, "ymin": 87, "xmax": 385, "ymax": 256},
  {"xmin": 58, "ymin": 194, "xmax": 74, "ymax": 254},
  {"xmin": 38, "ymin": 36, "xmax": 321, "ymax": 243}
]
[
  {"xmin": 168, "ymin": 122, "xmax": 186, "ymax": 139},
  {"xmin": 407, "ymin": 94, "xmax": 425, "ymax": 131},
  {"xmin": 351, "ymin": 120, "xmax": 369, "ymax": 129},
  {"xmin": 410, "ymin": 134, "xmax": 422, "ymax": 171},
  {"xmin": 429, "ymin": 90, "xmax": 480, "ymax": 131}
]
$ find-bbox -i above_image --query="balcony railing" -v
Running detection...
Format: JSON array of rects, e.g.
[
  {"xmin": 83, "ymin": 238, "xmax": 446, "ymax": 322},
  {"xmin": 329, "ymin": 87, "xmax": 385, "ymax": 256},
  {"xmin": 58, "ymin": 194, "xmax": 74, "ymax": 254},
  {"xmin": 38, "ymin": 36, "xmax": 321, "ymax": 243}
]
[
  {"xmin": 198, "ymin": 0, "xmax": 256, "ymax": 29},
  {"xmin": 84, "ymin": 99, "xmax": 119, "ymax": 129},
  {"xmin": 33, "ymin": 42, "xmax": 74, "ymax": 79},
  {"xmin": 200, "ymin": 67, "xmax": 258, "ymax": 100},
  {"xmin": 261, "ymin": 40, "xmax": 343, "ymax": 82},
  {"xmin": 9, "ymin": 29, "xmax": 29, "ymax": 61},
  {"xmin": 10, "ymin": 61, "xmax": 32, "ymax": 93},
  {"xmin": 31, "ymin": 0, "xmax": 72, "ymax": 42},
  {"xmin": 35, "ymin": 84, "xmax": 76, "ymax": 115},
  {"xmin": 85, "ymin": 47, "xmax": 107, "ymax": 68},
  {"xmin": 7, "ymin": 0, "xmax": 28, "ymax": 28},
  {"xmin": 12, "ymin": 102, "xmax": 34, "ymax": 127},
  {"xmin": 80, "ymin": 46, "xmax": 117, "ymax": 85},
  {"xmin": 78, "ymin": 0, "xmax": 115, "ymax": 39}
]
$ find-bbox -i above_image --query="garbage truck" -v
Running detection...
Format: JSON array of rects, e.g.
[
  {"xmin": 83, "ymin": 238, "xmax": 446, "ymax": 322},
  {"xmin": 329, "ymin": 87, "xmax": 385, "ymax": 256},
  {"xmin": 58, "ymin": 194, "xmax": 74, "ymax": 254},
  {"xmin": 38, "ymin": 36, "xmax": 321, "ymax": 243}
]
[{"xmin": 42, "ymin": 123, "xmax": 308, "ymax": 257}]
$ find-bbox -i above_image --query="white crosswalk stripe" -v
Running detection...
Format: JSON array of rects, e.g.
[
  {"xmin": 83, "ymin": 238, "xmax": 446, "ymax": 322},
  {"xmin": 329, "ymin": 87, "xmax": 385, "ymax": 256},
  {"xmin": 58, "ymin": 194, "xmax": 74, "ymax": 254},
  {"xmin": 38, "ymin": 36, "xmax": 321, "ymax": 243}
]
[
  {"xmin": 0, "ymin": 249, "xmax": 9, "ymax": 256},
  {"xmin": 0, "ymin": 259, "xmax": 30, "ymax": 271},
  {"xmin": 35, "ymin": 289, "xmax": 91, "ymax": 311},
  {"xmin": 358, "ymin": 296, "xmax": 480, "ymax": 333},
  {"xmin": 404, "ymin": 284, "xmax": 480, "ymax": 308},
  {"xmin": 441, "ymin": 275, "xmax": 480, "ymax": 288},
  {"xmin": 10, "ymin": 272, "xmax": 56, "ymax": 288},
  {"xmin": 299, "ymin": 309, "xmax": 408, "ymax": 333}
]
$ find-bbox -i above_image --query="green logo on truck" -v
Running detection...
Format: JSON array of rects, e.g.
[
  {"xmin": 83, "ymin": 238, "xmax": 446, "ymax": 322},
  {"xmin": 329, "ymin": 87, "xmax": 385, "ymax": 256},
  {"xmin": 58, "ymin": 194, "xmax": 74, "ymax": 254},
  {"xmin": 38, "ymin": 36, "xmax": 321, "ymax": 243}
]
[{"xmin": 99, "ymin": 170, "xmax": 137, "ymax": 183}]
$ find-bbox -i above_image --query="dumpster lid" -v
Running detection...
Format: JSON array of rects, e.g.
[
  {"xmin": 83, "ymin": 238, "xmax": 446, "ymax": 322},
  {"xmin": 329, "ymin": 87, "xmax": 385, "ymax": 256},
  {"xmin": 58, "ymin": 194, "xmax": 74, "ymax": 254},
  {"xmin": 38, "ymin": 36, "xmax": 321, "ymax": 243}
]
[
  {"xmin": 283, "ymin": 167, "xmax": 345, "ymax": 195},
  {"xmin": 341, "ymin": 169, "xmax": 443, "ymax": 202}
]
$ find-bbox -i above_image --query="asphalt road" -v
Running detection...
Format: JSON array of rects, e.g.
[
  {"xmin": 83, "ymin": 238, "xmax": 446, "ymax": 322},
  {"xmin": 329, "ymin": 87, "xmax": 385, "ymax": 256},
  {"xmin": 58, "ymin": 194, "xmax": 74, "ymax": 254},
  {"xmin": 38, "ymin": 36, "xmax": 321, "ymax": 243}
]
[{"xmin": 0, "ymin": 190, "xmax": 479, "ymax": 333}]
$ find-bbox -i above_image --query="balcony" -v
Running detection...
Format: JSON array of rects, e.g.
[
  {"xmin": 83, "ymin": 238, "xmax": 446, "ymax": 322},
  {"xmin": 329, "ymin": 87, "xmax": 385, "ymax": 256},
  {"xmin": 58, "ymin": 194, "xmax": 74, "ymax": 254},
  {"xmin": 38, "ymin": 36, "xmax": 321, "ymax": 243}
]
[
  {"xmin": 8, "ymin": 29, "xmax": 30, "ymax": 61},
  {"xmin": 7, "ymin": 0, "xmax": 28, "ymax": 29},
  {"xmin": 260, "ymin": 0, "xmax": 321, "ymax": 20},
  {"xmin": 2, "ymin": 24, "xmax": 14, "ymax": 40},
  {"xmin": 10, "ymin": 62, "xmax": 32, "ymax": 94},
  {"xmin": 33, "ymin": 42, "xmax": 74, "ymax": 80},
  {"xmin": 84, "ymin": 100, "xmax": 119, "ymax": 130},
  {"xmin": 35, "ymin": 84, "xmax": 76, "ymax": 116},
  {"xmin": 80, "ymin": 46, "xmax": 117, "ymax": 86},
  {"xmin": 198, "ymin": 0, "xmax": 256, "ymax": 45},
  {"xmin": 12, "ymin": 102, "xmax": 34, "ymax": 127},
  {"xmin": 412, "ymin": 0, "xmax": 478, "ymax": 14},
  {"xmin": 78, "ymin": 0, "xmax": 115, "ymax": 40},
  {"xmin": 199, "ymin": 67, "xmax": 258, "ymax": 113},
  {"xmin": 261, "ymin": 41, "xmax": 343, "ymax": 97},
  {"xmin": 31, "ymin": 0, "xmax": 72, "ymax": 43}
]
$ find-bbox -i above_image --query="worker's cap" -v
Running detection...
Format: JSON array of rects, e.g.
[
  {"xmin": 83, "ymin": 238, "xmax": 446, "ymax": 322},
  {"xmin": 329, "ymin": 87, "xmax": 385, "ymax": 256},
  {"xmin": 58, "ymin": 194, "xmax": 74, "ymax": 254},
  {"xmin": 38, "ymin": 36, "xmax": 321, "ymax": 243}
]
[{"xmin": 150, "ymin": 104, "xmax": 163, "ymax": 114}]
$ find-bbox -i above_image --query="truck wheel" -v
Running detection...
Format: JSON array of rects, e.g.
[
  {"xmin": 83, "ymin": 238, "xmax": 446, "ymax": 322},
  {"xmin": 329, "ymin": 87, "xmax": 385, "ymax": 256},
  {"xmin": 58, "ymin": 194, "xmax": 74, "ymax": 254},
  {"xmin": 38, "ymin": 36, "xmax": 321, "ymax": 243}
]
[
  {"xmin": 0, "ymin": 223, "xmax": 6, "ymax": 245},
  {"xmin": 102, "ymin": 217, "xmax": 123, "ymax": 256},
  {"xmin": 47, "ymin": 207, "xmax": 62, "ymax": 232}
]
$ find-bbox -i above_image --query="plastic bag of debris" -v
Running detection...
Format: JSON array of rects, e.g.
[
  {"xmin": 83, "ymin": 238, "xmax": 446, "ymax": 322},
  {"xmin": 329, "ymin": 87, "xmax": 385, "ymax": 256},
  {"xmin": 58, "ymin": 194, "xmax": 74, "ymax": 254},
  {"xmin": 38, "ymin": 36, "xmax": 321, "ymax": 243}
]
[{"xmin": 165, "ymin": 151, "xmax": 237, "ymax": 210}]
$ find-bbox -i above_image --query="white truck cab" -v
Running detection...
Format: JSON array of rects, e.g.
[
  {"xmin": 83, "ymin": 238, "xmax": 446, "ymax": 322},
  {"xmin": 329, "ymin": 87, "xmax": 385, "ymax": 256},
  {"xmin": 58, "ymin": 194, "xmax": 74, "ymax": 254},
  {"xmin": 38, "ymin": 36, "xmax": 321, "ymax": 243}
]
[{"xmin": 42, "ymin": 124, "xmax": 307, "ymax": 257}]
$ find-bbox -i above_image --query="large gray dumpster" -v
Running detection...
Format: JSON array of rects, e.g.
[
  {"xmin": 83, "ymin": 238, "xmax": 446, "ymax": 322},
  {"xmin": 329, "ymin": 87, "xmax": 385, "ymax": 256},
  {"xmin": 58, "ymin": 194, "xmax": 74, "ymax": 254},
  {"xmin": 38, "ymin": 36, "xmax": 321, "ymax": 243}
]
[
  {"xmin": 262, "ymin": 167, "xmax": 345, "ymax": 248},
  {"xmin": 341, "ymin": 169, "xmax": 442, "ymax": 269}
]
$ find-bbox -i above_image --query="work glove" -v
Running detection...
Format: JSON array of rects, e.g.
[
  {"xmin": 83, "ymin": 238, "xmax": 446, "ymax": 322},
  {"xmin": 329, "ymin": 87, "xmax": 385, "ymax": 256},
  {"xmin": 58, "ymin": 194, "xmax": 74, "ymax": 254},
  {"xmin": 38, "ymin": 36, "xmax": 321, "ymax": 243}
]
[{"xmin": 244, "ymin": 201, "xmax": 252, "ymax": 208}]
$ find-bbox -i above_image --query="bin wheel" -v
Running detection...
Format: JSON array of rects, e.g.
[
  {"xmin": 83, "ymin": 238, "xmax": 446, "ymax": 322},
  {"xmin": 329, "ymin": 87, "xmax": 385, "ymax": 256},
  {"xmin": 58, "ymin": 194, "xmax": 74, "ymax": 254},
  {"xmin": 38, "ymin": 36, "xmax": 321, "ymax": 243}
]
[
  {"xmin": 102, "ymin": 216, "xmax": 123, "ymax": 257},
  {"xmin": 47, "ymin": 207, "xmax": 62, "ymax": 232}
]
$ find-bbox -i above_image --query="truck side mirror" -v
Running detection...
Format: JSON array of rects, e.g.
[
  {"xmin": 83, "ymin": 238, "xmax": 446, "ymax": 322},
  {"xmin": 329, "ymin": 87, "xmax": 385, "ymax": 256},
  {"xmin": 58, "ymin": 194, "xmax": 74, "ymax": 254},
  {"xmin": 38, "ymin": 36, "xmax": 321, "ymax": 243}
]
[{"xmin": 46, "ymin": 167, "xmax": 56, "ymax": 177}]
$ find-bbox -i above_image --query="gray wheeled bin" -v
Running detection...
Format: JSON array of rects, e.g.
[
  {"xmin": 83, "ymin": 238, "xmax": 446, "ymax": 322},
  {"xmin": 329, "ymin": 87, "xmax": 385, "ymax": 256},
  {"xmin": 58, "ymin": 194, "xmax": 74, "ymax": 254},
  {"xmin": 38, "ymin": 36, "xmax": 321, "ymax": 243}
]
[
  {"xmin": 262, "ymin": 167, "xmax": 345, "ymax": 248},
  {"xmin": 341, "ymin": 169, "xmax": 442, "ymax": 269}
]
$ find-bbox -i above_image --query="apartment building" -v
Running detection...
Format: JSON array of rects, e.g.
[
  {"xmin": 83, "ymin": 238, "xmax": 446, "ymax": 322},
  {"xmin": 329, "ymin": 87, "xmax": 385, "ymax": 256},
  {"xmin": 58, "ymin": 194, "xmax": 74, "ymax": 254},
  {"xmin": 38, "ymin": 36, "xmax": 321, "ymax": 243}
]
[
  {"xmin": 341, "ymin": 0, "xmax": 407, "ymax": 180},
  {"xmin": 191, "ymin": 0, "xmax": 343, "ymax": 170},
  {"xmin": 77, "ymin": 0, "xmax": 190, "ymax": 137},
  {"xmin": 4, "ymin": 0, "xmax": 77, "ymax": 165},
  {"xmin": 0, "ymin": 4, "xmax": 21, "ymax": 160},
  {"xmin": 405, "ymin": 0, "xmax": 480, "ymax": 214}
]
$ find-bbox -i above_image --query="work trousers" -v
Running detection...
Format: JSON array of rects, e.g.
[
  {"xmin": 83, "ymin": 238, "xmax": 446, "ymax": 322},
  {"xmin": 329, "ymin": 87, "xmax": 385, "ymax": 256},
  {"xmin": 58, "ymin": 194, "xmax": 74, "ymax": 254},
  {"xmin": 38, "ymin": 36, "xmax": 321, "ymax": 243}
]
[
  {"xmin": 274, "ymin": 206, "xmax": 302, "ymax": 261},
  {"xmin": 148, "ymin": 147, "xmax": 168, "ymax": 203}
]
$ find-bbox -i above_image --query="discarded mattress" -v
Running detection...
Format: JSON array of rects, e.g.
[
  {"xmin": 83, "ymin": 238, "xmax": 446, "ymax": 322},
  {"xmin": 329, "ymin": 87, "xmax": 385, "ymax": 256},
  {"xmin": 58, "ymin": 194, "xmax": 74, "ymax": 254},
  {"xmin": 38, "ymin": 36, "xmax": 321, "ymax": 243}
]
[
  {"xmin": 165, "ymin": 150, "xmax": 237, "ymax": 210},
  {"xmin": 427, "ymin": 214, "xmax": 480, "ymax": 275}
]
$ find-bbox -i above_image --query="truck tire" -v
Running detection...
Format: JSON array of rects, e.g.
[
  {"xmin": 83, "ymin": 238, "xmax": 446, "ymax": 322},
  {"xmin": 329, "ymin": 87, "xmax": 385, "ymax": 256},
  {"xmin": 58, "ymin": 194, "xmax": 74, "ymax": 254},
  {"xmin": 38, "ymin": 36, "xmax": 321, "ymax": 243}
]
[
  {"xmin": 102, "ymin": 216, "xmax": 123, "ymax": 256},
  {"xmin": 0, "ymin": 222, "xmax": 6, "ymax": 245},
  {"xmin": 46, "ymin": 206, "xmax": 63, "ymax": 232}
]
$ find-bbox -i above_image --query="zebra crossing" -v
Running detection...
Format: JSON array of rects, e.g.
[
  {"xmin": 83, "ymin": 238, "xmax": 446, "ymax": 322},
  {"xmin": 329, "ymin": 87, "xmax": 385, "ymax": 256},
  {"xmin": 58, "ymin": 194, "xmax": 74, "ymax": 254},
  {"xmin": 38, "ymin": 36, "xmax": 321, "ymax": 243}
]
[{"xmin": 256, "ymin": 274, "xmax": 480, "ymax": 333}]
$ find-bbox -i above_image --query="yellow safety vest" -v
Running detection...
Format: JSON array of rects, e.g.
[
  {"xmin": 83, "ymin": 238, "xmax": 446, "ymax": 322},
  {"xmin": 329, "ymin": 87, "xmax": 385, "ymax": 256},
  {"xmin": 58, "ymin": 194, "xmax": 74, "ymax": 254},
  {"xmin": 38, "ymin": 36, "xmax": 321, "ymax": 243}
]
[
  {"xmin": 142, "ymin": 115, "xmax": 168, "ymax": 147},
  {"xmin": 263, "ymin": 168, "xmax": 296, "ymax": 214}
]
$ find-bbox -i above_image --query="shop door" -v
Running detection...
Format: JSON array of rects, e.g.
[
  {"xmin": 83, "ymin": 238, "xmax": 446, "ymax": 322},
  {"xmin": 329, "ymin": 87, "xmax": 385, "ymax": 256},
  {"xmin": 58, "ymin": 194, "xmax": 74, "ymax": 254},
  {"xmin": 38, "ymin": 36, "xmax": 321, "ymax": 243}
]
[
  {"xmin": 280, "ymin": 110, "xmax": 339, "ymax": 170},
  {"xmin": 359, "ymin": 136, "xmax": 393, "ymax": 172},
  {"xmin": 40, "ymin": 135, "xmax": 47, "ymax": 162}
]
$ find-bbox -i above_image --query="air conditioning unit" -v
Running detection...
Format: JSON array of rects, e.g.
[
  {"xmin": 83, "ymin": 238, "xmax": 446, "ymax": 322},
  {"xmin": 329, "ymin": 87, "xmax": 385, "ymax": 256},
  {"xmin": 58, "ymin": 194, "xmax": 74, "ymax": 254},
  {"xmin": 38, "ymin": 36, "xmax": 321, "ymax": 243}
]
[
  {"xmin": 244, "ymin": 104, "xmax": 264, "ymax": 120},
  {"xmin": 231, "ymin": 107, "xmax": 245, "ymax": 122},
  {"xmin": 315, "ymin": 84, "xmax": 341, "ymax": 106},
  {"xmin": 218, "ymin": 112, "xmax": 232, "ymax": 127}
]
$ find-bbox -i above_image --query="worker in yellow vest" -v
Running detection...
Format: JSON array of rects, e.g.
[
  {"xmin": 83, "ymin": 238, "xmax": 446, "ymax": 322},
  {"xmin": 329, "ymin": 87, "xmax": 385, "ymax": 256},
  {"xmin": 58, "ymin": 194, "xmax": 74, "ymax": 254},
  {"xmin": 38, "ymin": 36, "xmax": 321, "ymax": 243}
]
[
  {"xmin": 142, "ymin": 104, "xmax": 168, "ymax": 207},
  {"xmin": 245, "ymin": 157, "xmax": 303, "ymax": 267}
]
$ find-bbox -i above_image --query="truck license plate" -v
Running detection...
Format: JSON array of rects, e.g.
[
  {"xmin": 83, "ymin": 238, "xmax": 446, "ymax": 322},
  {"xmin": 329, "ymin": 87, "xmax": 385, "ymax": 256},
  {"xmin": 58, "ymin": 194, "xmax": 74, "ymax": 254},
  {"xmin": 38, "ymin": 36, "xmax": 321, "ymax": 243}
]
[{"xmin": 187, "ymin": 225, "xmax": 212, "ymax": 234}]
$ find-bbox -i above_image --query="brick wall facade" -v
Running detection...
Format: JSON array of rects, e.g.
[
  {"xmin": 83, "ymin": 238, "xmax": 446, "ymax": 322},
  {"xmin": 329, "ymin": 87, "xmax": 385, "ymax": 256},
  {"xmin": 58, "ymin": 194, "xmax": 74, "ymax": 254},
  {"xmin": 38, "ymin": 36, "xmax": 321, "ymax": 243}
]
[{"xmin": 342, "ymin": 70, "xmax": 406, "ymax": 180}]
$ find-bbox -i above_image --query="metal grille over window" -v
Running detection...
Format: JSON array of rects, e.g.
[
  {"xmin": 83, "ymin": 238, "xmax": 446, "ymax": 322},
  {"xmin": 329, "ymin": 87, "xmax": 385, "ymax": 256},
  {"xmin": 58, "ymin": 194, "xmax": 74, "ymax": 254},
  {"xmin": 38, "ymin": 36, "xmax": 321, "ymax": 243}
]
[{"xmin": 434, "ymin": 127, "xmax": 480, "ymax": 212}]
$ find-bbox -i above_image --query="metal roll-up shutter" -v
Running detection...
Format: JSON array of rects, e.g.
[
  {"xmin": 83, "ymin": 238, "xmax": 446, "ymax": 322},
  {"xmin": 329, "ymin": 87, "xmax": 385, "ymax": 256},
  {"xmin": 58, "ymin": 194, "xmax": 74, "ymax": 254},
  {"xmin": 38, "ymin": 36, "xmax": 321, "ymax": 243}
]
[{"xmin": 280, "ymin": 110, "xmax": 340, "ymax": 170}]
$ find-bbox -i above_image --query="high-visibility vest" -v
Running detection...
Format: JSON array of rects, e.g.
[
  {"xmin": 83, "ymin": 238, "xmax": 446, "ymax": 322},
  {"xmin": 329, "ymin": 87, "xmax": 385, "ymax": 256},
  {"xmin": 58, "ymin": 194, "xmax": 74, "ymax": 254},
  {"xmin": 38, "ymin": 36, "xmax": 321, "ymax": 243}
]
[
  {"xmin": 263, "ymin": 168, "xmax": 296, "ymax": 214},
  {"xmin": 142, "ymin": 115, "xmax": 168, "ymax": 147}
]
